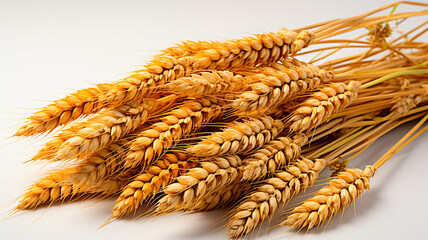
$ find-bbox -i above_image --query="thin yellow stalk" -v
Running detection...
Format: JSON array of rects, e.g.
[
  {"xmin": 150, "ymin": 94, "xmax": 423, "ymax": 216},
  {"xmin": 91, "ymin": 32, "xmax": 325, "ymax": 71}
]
[
  {"xmin": 315, "ymin": 11, "xmax": 428, "ymax": 42},
  {"xmin": 360, "ymin": 63, "xmax": 428, "ymax": 89},
  {"xmin": 374, "ymin": 113, "xmax": 428, "ymax": 168},
  {"xmin": 308, "ymin": 126, "xmax": 374, "ymax": 159}
]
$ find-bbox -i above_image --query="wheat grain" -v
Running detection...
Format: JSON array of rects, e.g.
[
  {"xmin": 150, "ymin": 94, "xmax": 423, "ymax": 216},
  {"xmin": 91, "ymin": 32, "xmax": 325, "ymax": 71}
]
[
  {"xmin": 281, "ymin": 165, "xmax": 376, "ymax": 230},
  {"xmin": 191, "ymin": 183, "xmax": 252, "ymax": 212},
  {"xmin": 292, "ymin": 30, "xmax": 315, "ymax": 55},
  {"xmin": 186, "ymin": 115, "xmax": 285, "ymax": 157},
  {"xmin": 165, "ymin": 70, "xmax": 249, "ymax": 97},
  {"xmin": 123, "ymin": 98, "xmax": 223, "ymax": 169},
  {"xmin": 241, "ymin": 133, "xmax": 308, "ymax": 181},
  {"xmin": 289, "ymin": 81, "xmax": 360, "ymax": 132},
  {"xmin": 227, "ymin": 157, "xmax": 326, "ymax": 238}
]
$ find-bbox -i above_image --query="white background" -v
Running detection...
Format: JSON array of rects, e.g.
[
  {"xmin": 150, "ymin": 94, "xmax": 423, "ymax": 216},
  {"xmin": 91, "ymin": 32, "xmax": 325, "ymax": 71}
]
[{"xmin": 0, "ymin": 0, "xmax": 427, "ymax": 239}]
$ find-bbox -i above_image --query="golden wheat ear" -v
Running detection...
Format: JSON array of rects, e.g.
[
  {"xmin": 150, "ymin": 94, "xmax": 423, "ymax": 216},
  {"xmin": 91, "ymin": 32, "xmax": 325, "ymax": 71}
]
[
  {"xmin": 281, "ymin": 166, "xmax": 376, "ymax": 230},
  {"xmin": 31, "ymin": 100, "xmax": 155, "ymax": 162},
  {"xmin": 14, "ymin": 85, "xmax": 108, "ymax": 137},
  {"xmin": 162, "ymin": 28, "xmax": 312, "ymax": 71},
  {"xmin": 186, "ymin": 115, "xmax": 285, "ymax": 157},
  {"xmin": 13, "ymin": 55, "xmax": 186, "ymax": 138},
  {"xmin": 155, "ymin": 154, "xmax": 243, "ymax": 214},
  {"xmin": 231, "ymin": 59, "xmax": 331, "ymax": 116},
  {"xmin": 227, "ymin": 157, "xmax": 326, "ymax": 239},
  {"xmin": 110, "ymin": 152, "xmax": 197, "ymax": 219},
  {"xmin": 242, "ymin": 133, "xmax": 308, "ymax": 181},
  {"xmin": 289, "ymin": 81, "xmax": 360, "ymax": 133},
  {"xmin": 14, "ymin": 167, "xmax": 127, "ymax": 211}
]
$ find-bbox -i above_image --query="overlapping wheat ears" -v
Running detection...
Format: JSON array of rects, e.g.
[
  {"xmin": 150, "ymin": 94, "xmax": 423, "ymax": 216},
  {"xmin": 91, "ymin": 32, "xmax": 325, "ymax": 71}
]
[{"xmin": 8, "ymin": 1, "xmax": 428, "ymax": 239}]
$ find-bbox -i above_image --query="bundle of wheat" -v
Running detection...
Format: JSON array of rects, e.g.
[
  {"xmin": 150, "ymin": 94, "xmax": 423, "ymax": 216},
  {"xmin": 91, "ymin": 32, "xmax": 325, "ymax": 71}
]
[{"xmin": 8, "ymin": 2, "xmax": 428, "ymax": 239}]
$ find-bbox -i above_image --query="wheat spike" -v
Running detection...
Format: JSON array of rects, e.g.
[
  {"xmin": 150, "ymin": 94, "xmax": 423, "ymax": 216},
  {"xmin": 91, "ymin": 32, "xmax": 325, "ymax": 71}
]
[
  {"xmin": 123, "ymin": 98, "xmax": 223, "ymax": 169},
  {"xmin": 161, "ymin": 28, "xmax": 313, "ymax": 71},
  {"xmin": 155, "ymin": 155, "xmax": 242, "ymax": 213},
  {"xmin": 289, "ymin": 81, "xmax": 360, "ymax": 132},
  {"xmin": 32, "ymin": 101, "xmax": 154, "ymax": 161},
  {"xmin": 292, "ymin": 30, "xmax": 314, "ymax": 55},
  {"xmin": 111, "ymin": 153, "xmax": 197, "ymax": 219},
  {"xmin": 227, "ymin": 157, "xmax": 326, "ymax": 238},
  {"xmin": 186, "ymin": 115, "xmax": 285, "ymax": 157},
  {"xmin": 50, "ymin": 101, "xmax": 154, "ymax": 161},
  {"xmin": 232, "ymin": 59, "xmax": 332, "ymax": 115},
  {"xmin": 14, "ymin": 86, "xmax": 108, "ymax": 136},
  {"xmin": 15, "ymin": 167, "xmax": 126, "ymax": 210},
  {"xmin": 241, "ymin": 134, "xmax": 308, "ymax": 181},
  {"xmin": 281, "ymin": 165, "xmax": 376, "ymax": 230}
]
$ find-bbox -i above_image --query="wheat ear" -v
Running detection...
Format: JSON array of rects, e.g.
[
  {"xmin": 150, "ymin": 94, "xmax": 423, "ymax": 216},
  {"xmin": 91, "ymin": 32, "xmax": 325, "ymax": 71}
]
[
  {"xmin": 162, "ymin": 29, "xmax": 313, "ymax": 71},
  {"xmin": 160, "ymin": 29, "xmax": 312, "ymax": 59},
  {"xmin": 111, "ymin": 152, "xmax": 197, "ymax": 219},
  {"xmin": 227, "ymin": 157, "xmax": 326, "ymax": 239},
  {"xmin": 50, "ymin": 101, "xmax": 154, "ymax": 161},
  {"xmin": 155, "ymin": 155, "xmax": 242, "ymax": 213},
  {"xmin": 186, "ymin": 116, "xmax": 285, "ymax": 157},
  {"xmin": 281, "ymin": 165, "xmax": 376, "ymax": 230},
  {"xmin": 15, "ymin": 167, "xmax": 126, "ymax": 210},
  {"xmin": 232, "ymin": 59, "xmax": 332, "ymax": 115},
  {"xmin": 14, "ymin": 86, "xmax": 108, "ymax": 136},
  {"xmin": 289, "ymin": 81, "xmax": 360, "ymax": 132},
  {"xmin": 123, "ymin": 98, "xmax": 223, "ymax": 169},
  {"xmin": 241, "ymin": 133, "xmax": 308, "ymax": 181},
  {"xmin": 32, "ymin": 100, "xmax": 154, "ymax": 161}
]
